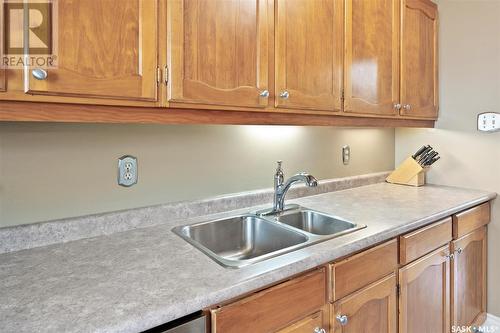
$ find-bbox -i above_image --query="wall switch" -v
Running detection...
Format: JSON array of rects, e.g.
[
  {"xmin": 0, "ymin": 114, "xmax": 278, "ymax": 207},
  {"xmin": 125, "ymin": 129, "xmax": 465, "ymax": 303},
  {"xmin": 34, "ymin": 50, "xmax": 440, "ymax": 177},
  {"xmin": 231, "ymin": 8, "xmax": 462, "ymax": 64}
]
[
  {"xmin": 478, "ymin": 112, "xmax": 500, "ymax": 132},
  {"xmin": 342, "ymin": 145, "xmax": 350, "ymax": 165},
  {"xmin": 118, "ymin": 155, "xmax": 138, "ymax": 187}
]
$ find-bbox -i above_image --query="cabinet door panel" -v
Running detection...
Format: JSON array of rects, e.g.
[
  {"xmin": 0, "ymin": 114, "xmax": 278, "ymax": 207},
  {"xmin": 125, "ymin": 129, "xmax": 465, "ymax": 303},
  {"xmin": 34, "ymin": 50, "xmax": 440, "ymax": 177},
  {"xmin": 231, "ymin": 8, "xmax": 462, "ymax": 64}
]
[
  {"xmin": 275, "ymin": 0, "xmax": 343, "ymax": 111},
  {"xmin": 344, "ymin": 0, "xmax": 399, "ymax": 116},
  {"xmin": 277, "ymin": 308, "xmax": 329, "ymax": 333},
  {"xmin": 333, "ymin": 274, "xmax": 397, "ymax": 333},
  {"xmin": 168, "ymin": 0, "xmax": 269, "ymax": 108},
  {"xmin": 451, "ymin": 227, "xmax": 487, "ymax": 328},
  {"xmin": 25, "ymin": 0, "xmax": 158, "ymax": 102},
  {"xmin": 399, "ymin": 245, "xmax": 450, "ymax": 333},
  {"xmin": 401, "ymin": 0, "xmax": 438, "ymax": 118},
  {"xmin": 0, "ymin": 70, "xmax": 4, "ymax": 92}
]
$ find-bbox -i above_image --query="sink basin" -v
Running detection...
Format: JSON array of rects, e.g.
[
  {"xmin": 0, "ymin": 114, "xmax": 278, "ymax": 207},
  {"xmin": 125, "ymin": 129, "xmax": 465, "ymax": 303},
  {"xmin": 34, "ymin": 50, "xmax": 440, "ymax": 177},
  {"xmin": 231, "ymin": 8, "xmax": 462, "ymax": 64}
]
[
  {"xmin": 273, "ymin": 209, "xmax": 357, "ymax": 236},
  {"xmin": 173, "ymin": 215, "xmax": 308, "ymax": 268}
]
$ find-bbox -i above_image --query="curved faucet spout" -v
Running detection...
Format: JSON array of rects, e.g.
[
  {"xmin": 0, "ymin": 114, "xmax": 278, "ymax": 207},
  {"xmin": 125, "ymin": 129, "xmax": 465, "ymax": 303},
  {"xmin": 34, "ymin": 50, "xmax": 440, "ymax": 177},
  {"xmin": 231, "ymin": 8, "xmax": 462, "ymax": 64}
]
[{"xmin": 272, "ymin": 162, "xmax": 318, "ymax": 213}]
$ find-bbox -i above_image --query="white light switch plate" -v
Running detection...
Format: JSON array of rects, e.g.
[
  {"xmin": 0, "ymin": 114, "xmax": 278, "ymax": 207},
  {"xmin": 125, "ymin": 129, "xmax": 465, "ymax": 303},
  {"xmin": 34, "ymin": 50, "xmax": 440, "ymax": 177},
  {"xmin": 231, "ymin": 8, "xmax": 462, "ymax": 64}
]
[{"xmin": 478, "ymin": 112, "xmax": 500, "ymax": 132}]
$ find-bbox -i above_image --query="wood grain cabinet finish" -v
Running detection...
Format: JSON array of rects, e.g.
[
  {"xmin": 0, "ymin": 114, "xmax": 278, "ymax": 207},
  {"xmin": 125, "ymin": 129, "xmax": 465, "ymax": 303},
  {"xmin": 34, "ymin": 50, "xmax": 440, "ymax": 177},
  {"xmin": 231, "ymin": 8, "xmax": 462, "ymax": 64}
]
[
  {"xmin": 399, "ymin": 245, "xmax": 451, "ymax": 333},
  {"xmin": 399, "ymin": 217, "xmax": 452, "ymax": 265},
  {"xmin": 344, "ymin": 0, "xmax": 400, "ymax": 116},
  {"xmin": 211, "ymin": 268, "xmax": 326, "ymax": 333},
  {"xmin": 25, "ymin": 0, "xmax": 158, "ymax": 103},
  {"xmin": 275, "ymin": 0, "xmax": 343, "ymax": 111},
  {"xmin": 332, "ymin": 274, "xmax": 397, "ymax": 333},
  {"xmin": 451, "ymin": 226, "xmax": 487, "ymax": 328},
  {"xmin": 277, "ymin": 308, "xmax": 329, "ymax": 333},
  {"xmin": 452, "ymin": 202, "xmax": 491, "ymax": 239},
  {"xmin": 400, "ymin": 0, "xmax": 439, "ymax": 118},
  {"xmin": 331, "ymin": 239, "xmax": 398, "ymax": 301},
  {"xmin": 167, "ymin": 0, "xmax": 270, "ymax": 109},
  {"xmin": 0, "ymin": 70, "xmax": 5, "ymax": 93}
]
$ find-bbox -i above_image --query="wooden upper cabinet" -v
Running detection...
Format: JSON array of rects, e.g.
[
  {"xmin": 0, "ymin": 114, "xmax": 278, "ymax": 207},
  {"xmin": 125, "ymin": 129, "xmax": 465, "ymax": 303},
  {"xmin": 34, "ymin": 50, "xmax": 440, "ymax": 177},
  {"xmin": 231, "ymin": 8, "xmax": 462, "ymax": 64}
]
[
  {"xmin": 399, "ymin": 245, "xmax": 450, "ymax": 333},
  {"xmin": 167, "ymin": 0, "xmax": 270, "ymax": 109},
  {"xmin": 344, "ymin": 0, "xmax": 400, "ymax": 116},
  {"xmin": 333, "ymin": 274, "xmax": 397, "ymax": 333},
  {"xmin": 451, "ymin": 227, "xmax": 487, "ymax": 328},
  {"xmin": 275, "ymin": 0, "xmax": 343, "ymax": 111},
  {"xmin": 400, "ymin": 0, "xmax": 438, "ymax": 118},
  {"xmin": 25, "ymin": 0, "xmax": 158, "ymax": 103},
  {"xmin": 0, "ymin": 70, "xmax": 5, "ymax": 92}
]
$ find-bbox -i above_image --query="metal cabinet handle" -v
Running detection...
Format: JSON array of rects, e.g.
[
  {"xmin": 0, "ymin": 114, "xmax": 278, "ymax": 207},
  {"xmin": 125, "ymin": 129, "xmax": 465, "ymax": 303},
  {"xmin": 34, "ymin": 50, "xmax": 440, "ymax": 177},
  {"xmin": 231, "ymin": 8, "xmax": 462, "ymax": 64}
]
[
  {"xmin": 259, "ymin": 90, "xmax": 270, "ymax": 98},
  {"xmin": 313, "ymin": 328, "xmax": 326, "ymax": 333},
  {"xmin": 456, "ymin": 247, "xmax": 463, "ymax": 255},
  {"xmin": 32, "ymin": 68, "xmax": 48, "ymax": 80},
  {"xmin": 336, "ymin": 314, "xmax": 348, "ymax": 326},
  {"xmin": 394, "ymin": 103, "xmax": 402, "ymax": 110},
  {"xmin": 403, "ymin": 104, "xmax": 411, "ymax": 111},
  {"xmin": 444, "ymin": 253, "xmax": 455, "ymax": 260},
  {"xmin": 279, "ymin": 90, "xmax": 290, "ymax": 99}
]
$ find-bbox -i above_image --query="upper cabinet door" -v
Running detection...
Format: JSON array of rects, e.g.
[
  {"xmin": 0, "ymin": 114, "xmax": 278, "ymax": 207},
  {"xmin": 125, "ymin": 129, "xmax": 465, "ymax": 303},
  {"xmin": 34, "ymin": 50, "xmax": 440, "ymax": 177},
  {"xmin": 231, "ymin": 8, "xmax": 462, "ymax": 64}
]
[
  {"xmin": 167, "ymin": 0, "xmax": 270, "ymax": 109},
  {"xmin": 275, "ymin": 0, "xmax": 343, "ymax": 111},
  {"xmin": 25, "ymin": 0, "xmax": 158, "ymax": 103},
  {"xmin": 344, "ymin": 0, "xmax": 400, "ymax": 116},
  {"xmin": 0, "ymin": 70, "xmax": 5, "ymax": 93},
  {"xmin": 401, "ymin": 0, "xmax": 438, "ymax": 118}
]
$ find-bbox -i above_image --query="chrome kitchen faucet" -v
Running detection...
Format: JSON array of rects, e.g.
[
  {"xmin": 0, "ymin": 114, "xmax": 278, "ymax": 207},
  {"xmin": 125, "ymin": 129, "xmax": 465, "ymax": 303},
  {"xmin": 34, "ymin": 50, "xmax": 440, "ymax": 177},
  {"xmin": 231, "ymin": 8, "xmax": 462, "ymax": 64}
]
[{"xmin": 272, "ymin": 161, "xmax": 318, "ymax": 213}]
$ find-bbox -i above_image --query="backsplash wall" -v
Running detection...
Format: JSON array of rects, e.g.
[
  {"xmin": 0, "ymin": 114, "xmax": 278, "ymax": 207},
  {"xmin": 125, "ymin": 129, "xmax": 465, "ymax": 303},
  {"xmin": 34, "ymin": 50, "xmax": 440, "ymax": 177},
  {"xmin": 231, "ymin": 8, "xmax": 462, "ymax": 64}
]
[{"xmin": 0, "ymin": 124, "xmax": 394, "ymax": 227}]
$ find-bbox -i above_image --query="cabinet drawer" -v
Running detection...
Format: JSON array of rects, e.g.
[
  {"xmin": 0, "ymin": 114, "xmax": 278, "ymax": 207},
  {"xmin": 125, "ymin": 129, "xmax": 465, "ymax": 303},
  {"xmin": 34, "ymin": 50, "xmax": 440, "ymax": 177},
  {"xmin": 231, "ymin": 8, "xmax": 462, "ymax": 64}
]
[
  {"xmin": 211, "ymin": 268, "xmax": 326, "ymax": 333},
  {"xmin": 330, "ymin": 239, "xmax": 398, "ymax": 301},
  {"xmin": 452, "ymin": 202, "xmax": 490, "ymax": 239},
  {"xmin": 399, "ymin": 218, "xmax": 452, "ymax": 265}
]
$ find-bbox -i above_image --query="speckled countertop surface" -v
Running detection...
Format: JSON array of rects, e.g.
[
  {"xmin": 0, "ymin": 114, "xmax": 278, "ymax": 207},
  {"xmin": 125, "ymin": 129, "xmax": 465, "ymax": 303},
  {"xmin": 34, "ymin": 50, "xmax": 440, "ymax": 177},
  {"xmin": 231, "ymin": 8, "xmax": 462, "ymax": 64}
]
[{"xmin": 0, "ymin": 183, "xmax": 496, "ymax": 333}]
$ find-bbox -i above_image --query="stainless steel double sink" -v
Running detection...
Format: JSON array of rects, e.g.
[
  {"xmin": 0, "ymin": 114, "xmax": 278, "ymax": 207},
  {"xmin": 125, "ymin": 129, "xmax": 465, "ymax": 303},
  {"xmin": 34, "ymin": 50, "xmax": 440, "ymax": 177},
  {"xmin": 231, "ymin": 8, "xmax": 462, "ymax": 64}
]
[{"xmin": 172, "ymin": 205, "xmax": 365, "ymax": 268}]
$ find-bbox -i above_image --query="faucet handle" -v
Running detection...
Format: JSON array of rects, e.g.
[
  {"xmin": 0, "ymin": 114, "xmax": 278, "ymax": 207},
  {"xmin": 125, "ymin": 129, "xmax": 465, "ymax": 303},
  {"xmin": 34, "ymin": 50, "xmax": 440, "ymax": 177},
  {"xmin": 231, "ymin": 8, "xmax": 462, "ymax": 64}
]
[{"xmin": 276, "ymin": 160, "xmax": 283, "ymax": 170}]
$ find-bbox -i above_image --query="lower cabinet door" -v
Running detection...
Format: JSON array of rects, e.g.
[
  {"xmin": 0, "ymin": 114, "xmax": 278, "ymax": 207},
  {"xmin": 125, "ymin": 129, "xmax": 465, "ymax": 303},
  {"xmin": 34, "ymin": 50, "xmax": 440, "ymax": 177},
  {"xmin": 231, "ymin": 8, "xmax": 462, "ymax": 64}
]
[
  {"xmin": 399, "ymin": 245, "xmax": 451, "ymax": 333},
  {"xmin": 277, "ymin": 308, "xmax": 329, "ymax": 333},
  {"xmin": 451, "ymin": 226, "xmax": 487, "ymax": 328},
  {"xmin": 332, "ymin": 273, "xmax": 397, "ymax": 333}
]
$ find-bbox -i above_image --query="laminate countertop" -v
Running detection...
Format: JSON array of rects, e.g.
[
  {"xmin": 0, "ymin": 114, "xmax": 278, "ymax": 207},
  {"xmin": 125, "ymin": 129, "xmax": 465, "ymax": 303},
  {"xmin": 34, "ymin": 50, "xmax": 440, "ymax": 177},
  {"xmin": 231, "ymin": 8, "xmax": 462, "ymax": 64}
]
[{"xmin": 0, "ymin": 183, "xmax": 495, "ymax": 333}]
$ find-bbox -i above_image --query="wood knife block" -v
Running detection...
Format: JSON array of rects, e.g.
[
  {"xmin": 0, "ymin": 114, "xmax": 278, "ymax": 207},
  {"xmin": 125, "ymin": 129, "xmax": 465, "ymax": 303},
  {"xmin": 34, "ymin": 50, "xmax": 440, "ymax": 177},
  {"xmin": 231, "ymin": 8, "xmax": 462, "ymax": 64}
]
[{"xmin": 386, "ymin": 157, "xmax": 426, "ymax": 187}]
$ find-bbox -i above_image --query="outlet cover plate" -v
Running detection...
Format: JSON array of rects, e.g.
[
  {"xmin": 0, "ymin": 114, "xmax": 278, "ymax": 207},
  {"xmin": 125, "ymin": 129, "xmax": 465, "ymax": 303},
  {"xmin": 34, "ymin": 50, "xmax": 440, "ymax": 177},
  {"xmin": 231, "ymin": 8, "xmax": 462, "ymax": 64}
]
[
  {"xmin": 118, "ymin": 155, "xmax": 138, "ymax": 187},
  {"xmin": 478, "ymin": 112, "xmax": 500, "ymax": 132}
]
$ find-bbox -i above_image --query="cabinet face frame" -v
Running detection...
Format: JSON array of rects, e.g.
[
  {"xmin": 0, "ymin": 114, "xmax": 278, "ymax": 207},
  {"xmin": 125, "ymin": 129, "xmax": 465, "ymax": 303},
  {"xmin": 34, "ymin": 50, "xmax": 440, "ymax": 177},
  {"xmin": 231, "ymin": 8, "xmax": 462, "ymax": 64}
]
[
  {"xmin": 451, "ymin": 226, "xmax": 487, "ymax": 328},
  {"xmin": 332, "ymin": 273, "xmax": 397, "ymax": 333},
  {"xmin": 343, "ymin": 0, "xmax": 400, "ymax": 116},
  {"xmin": 399, "ymin": 244, "xmax": 450, "ymax": 333},
  {"xmin": 274, "ymin": 0, "xmax": 343, "ymax": 112},
  {"xmin": 166, "ymin": 0, "xmax": 270, "ymax": 109},
  {"xmin": 400, "ymin": 0, "xmax": 439, "ymax": 119}
]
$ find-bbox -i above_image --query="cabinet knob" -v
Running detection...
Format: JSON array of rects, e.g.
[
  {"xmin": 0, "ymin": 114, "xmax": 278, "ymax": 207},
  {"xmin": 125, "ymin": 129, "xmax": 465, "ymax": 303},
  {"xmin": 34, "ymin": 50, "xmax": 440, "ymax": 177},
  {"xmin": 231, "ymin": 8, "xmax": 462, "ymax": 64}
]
[
  {"xmin": 32, "ymin": 68, "xmax": 48, "ymax": 80},
  {"xmin": 336, "ymin": 314, "xmax": 348, "ymax": 326},
  {"xmin": 403, "ymin": 104, "xmax": 411, "ymax": 111},
  {"xmin": 456, "ymin": 247, "xmax": 463, "ymax": 255},
  {"xmin": 444, "ymin": 253, "xmax": 455, "ymax": 260},
  {"xmin": 313, "ymin": 328, "xmax": 326, "ymax": 333},
  {"xmin": 279, "ymin": 90, "xmax": 290, "ymax": 99},
  {"xmin": 394, "ymin": 103, "xmax": 402, "ymax": 110},
  {"xmin": 259, "ymin": 90, "xmax": 270, "ymax": 98}
]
